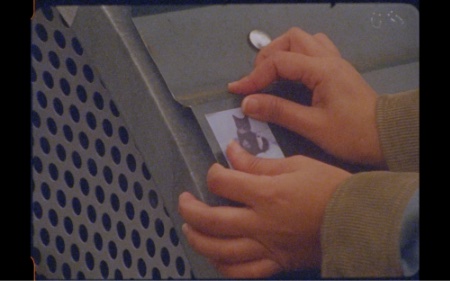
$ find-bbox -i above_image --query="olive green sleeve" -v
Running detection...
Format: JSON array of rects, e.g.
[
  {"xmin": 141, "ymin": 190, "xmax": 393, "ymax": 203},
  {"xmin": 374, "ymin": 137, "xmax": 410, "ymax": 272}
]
[
  {"xmin": 321, "ymin": 171, "xmax": 418, "ymax": 278},
  {"xmin": 377, "ymin": 90, "xmax": 419, "ymax": 173},
  {"xmin": 320, "ymin": 90, "xmax": 419, "ymax": 278}
]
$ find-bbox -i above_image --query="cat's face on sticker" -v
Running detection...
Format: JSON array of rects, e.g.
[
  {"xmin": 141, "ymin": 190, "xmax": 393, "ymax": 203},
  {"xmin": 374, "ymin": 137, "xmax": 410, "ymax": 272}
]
[{"xmin": 233, "ymin": 115, "xmax": 251, "ymax": 132}]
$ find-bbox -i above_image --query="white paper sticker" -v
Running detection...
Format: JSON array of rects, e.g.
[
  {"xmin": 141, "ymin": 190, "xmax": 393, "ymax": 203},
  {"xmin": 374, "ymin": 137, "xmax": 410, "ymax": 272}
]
[{"xmin": 206, "ymin": 107, "xmax": 284, "ymax": 167}]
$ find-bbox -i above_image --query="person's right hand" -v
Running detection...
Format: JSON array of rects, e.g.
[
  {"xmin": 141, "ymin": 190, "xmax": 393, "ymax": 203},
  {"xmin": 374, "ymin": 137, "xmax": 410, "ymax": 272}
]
[{"xmin": 229, "ymin": 27, "xmax": 386, "ymax": 167}]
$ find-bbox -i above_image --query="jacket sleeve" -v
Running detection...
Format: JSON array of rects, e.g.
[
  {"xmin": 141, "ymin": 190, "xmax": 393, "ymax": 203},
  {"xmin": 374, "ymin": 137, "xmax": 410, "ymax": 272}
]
[
  {"xmin": 320, "ymin": 90, "xmax": 419, "ymax": 278},
  {"xmin": 377, "ymin": 90, "xmax": 419, "ymax": 173}
]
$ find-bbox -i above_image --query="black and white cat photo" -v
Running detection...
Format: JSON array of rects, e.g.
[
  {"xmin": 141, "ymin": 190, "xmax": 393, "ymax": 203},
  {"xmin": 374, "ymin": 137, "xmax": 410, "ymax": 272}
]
[{"xmin": 232, "ymin": 115, "xmax": 269, "ymax": 155}]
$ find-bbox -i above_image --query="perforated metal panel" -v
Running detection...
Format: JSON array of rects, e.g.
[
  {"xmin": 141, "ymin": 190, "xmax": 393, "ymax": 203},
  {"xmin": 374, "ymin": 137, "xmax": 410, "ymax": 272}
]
[{"xmin": 31, "ymin": 6, "xmax": 192, "ymax": 279}]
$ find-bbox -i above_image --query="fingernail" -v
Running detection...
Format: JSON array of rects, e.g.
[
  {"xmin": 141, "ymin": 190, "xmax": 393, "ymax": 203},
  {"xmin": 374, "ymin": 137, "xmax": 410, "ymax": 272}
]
[
  {"xmin": 179, "ymin": 191, "xmax": 193, "ymax": 202},
  {"xmin": 229, "ymin": 75, "xmax": 251, "ymax": 88},
  {"xmin": 181, "ymin": 223, "xmax": 189, "ymax": 235},
  {"xmin": 242, "ymin": 96, "xmax": 259, "ymax": 115},
  {"xmin": 179, "ymin": 192, "xmax": 187, "ymax": 201},
  {"xmin": 228, "ymin": 81, "xmax": 239, "ymax": 88}
]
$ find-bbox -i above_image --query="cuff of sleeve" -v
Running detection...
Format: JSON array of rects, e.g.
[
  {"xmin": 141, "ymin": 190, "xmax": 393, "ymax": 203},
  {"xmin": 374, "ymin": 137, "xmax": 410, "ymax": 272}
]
[
  {"xmin": 320, "ymin": 171, "xmax": 419, "ymax": 278},
  {"xmin": 376, "ymin": 90, "xmax": 419, "ymax": 172}
]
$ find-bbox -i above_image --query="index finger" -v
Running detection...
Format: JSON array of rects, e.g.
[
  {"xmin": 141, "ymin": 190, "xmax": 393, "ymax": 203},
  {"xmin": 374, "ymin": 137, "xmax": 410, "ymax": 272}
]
[
  {"xmin": 178, "ymin": 192, "xmax": 258, "ymax": 237},
  {"xmin": 207, "ymin": 163, "xmax": 275, "ymax": 207},
  {"xmin": 228, "ymin": 51, "xmax": 326, "ymax": 94},
  {"xmin": 255, "ymin": 27, "xmax": 339, "ymax": 66},
  {"xmin": 226, "ymin": 141, "xmax": 322, "ymax": 176}
]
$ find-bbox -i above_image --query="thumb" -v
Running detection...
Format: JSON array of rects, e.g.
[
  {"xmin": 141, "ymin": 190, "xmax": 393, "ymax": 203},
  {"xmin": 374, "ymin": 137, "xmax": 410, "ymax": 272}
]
[
  {"xmin": 241, "ymin": 94, "xmax": 326, "ymax": 140},
  {"xmin": 227, "ymin": 141, "xmax": 302, "ymax": 176}
]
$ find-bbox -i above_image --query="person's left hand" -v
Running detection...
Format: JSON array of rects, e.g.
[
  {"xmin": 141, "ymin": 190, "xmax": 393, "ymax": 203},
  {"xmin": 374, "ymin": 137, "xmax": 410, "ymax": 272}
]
[{"xmin": 178, "ymin": 141, "xmax": 352, "ymax": 278}]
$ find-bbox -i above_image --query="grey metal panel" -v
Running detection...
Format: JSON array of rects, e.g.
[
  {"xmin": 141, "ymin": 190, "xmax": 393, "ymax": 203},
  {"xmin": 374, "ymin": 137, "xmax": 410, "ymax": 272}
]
[
  {"xmin": 362, "ymin": 61, "xmax": 419, "ymax": 95},
  {"xmin": 31, "ymin": 6, "xmax": 194, "ymax": 279},
  {"xmin": 132, "ymin": 3, "xmax": 419, "ymax": 106},
  {"xmin": 69, "ymin": 5, "xmax": 223, "ymax": 278}
]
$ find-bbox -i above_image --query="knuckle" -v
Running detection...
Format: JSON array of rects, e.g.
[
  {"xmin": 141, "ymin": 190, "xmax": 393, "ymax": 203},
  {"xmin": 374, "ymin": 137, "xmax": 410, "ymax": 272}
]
[
  {"xmin": 322, "ymin": 57, "xmax": 346, "ymax": 75},
  {"xmin": 255, "ymin": 177, "xmax": 281, "ymax": 203},
  {"xmin": 200, "ymin": 215, "xmax": 221, "ymax": 234},
  {"xmin": 287, "ymin": 26, "xmax": 302, "ymax": 36},
  {"xmin": 263, "ymin": 52, "xmax": 283, "ymax": 79},
  {"xmin": 271, "ymin": 50, "xmax": 285, "ymax": 61},
  {"xmin": 286, "ymin": 27, "xmax": 310, "ymax": 43},
  {"xmin": 221, "ymin": 244, "xmax": 238, "ymax": 260},
  {"xmin": 266, "ymin": 96, "xmax": 284, "ymax": 123},
  {"xmin": 246, "ymin": 157, "xmax": 264, "ymax": 174},
  {"xmin": 256, "ymin": 48, "xmax": 270, "ymax": 64}
]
